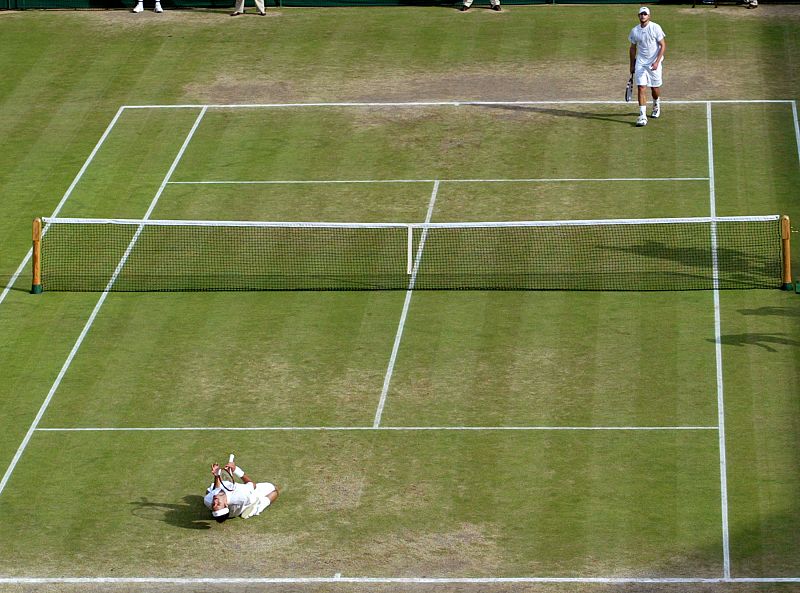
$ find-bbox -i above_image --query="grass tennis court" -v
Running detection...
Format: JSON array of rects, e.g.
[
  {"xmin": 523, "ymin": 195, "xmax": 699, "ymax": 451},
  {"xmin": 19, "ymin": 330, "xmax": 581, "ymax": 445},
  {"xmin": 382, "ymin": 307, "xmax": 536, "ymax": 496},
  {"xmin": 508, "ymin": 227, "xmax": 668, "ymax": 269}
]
[{"xmin": 1, "ymin": 6, "xmax": 799, "ymax": 593}]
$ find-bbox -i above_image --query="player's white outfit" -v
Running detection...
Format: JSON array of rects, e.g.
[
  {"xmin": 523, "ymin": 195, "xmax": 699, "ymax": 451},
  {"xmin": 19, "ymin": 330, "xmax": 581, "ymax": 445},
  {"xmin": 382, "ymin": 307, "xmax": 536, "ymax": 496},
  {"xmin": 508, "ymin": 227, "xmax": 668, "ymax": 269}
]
[
  {"xmin": 629, "ymin": 22, "xmax": 666, "ymax": 88},
  {"xmin": 132, "ymin": 0, "xmax": 163, "ymax": 12},
  {"xmin": 232, "ymin": 0, "xmax": 266, "ymax": 14},
  {"xmin": 204, "ymin": 480, "xmax": 276, "ymax": 519},
  {"xmin": 462, "ymin": 0, "xmax": 500, "ymax": 9}
]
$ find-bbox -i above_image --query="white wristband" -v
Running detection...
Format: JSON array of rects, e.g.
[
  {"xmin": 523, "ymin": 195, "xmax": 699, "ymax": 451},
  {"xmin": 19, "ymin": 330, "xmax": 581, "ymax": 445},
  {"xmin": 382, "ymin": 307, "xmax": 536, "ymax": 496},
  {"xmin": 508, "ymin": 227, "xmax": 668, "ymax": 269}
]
[{"xmin": 233, "ymin": 467, "xmax": 245, "ymax": 478}]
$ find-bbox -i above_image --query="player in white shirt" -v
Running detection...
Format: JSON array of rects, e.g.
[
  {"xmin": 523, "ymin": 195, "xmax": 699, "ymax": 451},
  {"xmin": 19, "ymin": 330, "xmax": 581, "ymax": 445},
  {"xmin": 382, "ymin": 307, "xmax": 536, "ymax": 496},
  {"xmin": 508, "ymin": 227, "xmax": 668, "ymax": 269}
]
[
  {"xmin": 628, "ymin": 7, "xmax": 666, "ymax": 127},
  {"xmin": 204, "ymin": 459, "xmax": 279, "ymax": 523}
]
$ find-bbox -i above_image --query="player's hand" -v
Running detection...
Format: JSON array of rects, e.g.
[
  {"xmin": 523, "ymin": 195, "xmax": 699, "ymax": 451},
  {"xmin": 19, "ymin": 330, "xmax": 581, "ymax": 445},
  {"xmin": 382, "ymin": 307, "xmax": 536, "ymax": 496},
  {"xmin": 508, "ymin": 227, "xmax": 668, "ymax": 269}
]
[
  {"xmin": 211, "ymin": 463, "xmax": 221, "ymax": 476},
  {"xmin": 224, "ymin": 461, "xmax": 236, "ymax": 473},
  {"xmin": 650, "ymin": 61, "xmax": 659, "ymax": 70}
]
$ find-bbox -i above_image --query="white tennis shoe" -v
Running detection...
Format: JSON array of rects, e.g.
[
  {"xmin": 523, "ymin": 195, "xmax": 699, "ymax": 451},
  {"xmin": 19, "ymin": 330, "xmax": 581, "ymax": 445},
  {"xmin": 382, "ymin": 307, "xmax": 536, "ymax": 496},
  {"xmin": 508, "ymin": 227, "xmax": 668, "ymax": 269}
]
[
  {"xmin": 132, "ymin": 1, "xmax": 144, "ymax": 11},
  {"xmin": 651, "ymin": 104, "xmax": 661, "ymax": 119},
  {"xmin": 636, "ymin": 114, "xmax": 648, "ymax": 127},
  {"xmin": 154, "ymin": 1, "xmax": 163, "ymax": 11}
]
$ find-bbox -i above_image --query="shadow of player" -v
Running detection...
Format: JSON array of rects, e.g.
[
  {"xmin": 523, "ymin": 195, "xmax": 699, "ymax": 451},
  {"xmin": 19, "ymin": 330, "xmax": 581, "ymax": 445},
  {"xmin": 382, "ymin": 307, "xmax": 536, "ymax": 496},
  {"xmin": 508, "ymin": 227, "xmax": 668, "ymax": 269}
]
[
  {"xmin": 480, "ymin": 103, "xmax": 635, "ymax": 126},
  {"xmin": 710, "ymin": 332, "xmax": 800, "ymax": 353},
  {"xmin": 738, "ymin": 306, "xmax": 800, "ymax": 318},
  {"xmin": 130, "ymin": 495, "xmax": 212, "ymax": 530}
]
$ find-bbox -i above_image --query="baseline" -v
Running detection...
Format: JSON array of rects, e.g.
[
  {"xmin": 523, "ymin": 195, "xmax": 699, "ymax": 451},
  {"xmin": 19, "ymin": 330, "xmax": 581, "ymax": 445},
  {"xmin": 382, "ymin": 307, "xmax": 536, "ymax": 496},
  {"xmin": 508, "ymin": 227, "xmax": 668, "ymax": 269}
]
[
  {"xmin": 35, "ymin": 425, "xmax": 719, "ymax": 432},
  {"xmin": 1, "ymin": 576, "xmax": 799, "ymax": 585},
  {"xmin": 120, "ymin": 99, "xmax": 797, "ymax": 110}
]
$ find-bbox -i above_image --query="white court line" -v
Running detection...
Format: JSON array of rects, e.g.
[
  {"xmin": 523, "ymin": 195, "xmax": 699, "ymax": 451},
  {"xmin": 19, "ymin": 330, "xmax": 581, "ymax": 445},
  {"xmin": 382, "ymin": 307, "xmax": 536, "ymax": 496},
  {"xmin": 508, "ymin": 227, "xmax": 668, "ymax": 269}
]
[
  {"xmin": 1, "ymin": 577, "xmax": 799, "ymax": 585},
  {"xmin": 0, "ymin": 107, "xmax": 208, "ymax": 500},
  {"xmin": 373, "ymin": 180, "xmax": 439, "ymax": 428},
  {"xmin": 0, "ymin": 106, "xmax": 127, "ymax": 308},
  {"xmin": 792, "ymin": 100, "xmax": 800, "ymax": 169},
  {"xmin": 168, "ymin": 177, "xmax": 708, "ymax": 185},
  {"xmin": 119, "ymin": 99, "xmax": 797, "ymax": 110},
  {"xmin": 706, "ymin": 102, "xmax": 731, "ymax": 581},
  {"xmin": 36, "ymin": 425, "xmax": 719, "ymax": 432}
]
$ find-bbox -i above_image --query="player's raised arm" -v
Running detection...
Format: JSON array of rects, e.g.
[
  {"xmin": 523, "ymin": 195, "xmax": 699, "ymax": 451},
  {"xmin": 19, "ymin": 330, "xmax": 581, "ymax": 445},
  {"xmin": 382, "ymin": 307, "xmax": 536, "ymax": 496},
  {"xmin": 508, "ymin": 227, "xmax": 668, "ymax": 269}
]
[{"xmin": 211, "ymin": 463, "xmax": 222, "ymax": 489}]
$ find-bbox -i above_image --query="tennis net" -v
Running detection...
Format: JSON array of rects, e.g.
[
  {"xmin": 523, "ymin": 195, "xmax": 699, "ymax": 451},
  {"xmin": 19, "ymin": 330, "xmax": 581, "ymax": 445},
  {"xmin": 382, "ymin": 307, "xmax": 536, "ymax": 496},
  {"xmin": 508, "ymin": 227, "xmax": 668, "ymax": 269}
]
[{"xmin": 33, "ymin": 215, "xmax": 788, "ymax": 292}]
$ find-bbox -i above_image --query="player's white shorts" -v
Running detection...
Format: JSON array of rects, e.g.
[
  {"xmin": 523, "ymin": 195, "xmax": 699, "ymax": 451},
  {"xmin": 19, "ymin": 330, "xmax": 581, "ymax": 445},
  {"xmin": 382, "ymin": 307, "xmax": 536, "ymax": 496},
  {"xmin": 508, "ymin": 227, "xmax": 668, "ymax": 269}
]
[
  {"xmin": 255, "ymin": 482, "xmax": 276, "ymax": 498},
  {"xmin": 240, "ymin": 482, "xmax": 277, "ymax": 519},
  {"xmin": 634, "ymin": 62, "xmax": 663, "ymax": 88}
]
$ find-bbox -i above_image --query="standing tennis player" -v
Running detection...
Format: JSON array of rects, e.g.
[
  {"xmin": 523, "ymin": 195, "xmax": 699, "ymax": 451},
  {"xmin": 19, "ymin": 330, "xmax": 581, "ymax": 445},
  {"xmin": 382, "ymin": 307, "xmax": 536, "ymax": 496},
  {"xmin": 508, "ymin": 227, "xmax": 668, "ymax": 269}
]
[
  {"xmin": 204, "ymin": 460, "xmax": 279, "ymax": 523},
  {"xmin": 628, "ymin": 7, "xmax": 666, "ymax": 127},
  {"xmin": 460, "ymin": 0, "xmax": 500, "ymax": 11}
]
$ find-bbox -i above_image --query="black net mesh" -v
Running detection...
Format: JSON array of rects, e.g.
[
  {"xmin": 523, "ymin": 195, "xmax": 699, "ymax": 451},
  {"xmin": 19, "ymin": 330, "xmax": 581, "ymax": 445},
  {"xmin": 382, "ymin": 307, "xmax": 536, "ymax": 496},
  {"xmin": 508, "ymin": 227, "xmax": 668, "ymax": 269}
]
[{"xmin": 39, "ymin": 217, "xmax": 783, "ymax": 292}]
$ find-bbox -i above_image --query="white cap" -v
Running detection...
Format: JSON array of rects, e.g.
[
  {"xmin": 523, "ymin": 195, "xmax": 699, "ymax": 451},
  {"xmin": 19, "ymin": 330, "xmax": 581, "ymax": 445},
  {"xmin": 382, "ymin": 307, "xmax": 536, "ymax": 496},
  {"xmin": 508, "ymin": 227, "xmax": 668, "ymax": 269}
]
[
  {"xmin": 211, "ymin": 508, "xmax": 229, "ymax": 518},
  {"xmin": 638, "ymin": 6, "xmax": 650, "ymax": 14}
]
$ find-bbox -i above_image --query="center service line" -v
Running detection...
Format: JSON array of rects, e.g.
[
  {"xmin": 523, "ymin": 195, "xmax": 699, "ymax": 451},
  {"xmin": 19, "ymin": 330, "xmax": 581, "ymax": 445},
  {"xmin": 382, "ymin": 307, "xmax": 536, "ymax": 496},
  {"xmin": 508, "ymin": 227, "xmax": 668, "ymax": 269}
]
[
  {"xmin": 706, "ymin": 102, "xmax": 731, "ymax": 581},
  {"xmin": 0, "ymin": 107, "xmax": 208, "ymax": 500},
  {"xmin": 373, "ymin": 180, "xmax": 440, "ymax": 428}
]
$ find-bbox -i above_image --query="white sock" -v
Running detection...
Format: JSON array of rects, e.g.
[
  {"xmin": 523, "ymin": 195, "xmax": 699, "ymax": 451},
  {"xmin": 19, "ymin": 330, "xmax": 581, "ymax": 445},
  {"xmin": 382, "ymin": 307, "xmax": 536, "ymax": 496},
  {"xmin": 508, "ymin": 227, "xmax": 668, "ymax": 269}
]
[{"xmin": 639, "ymin": 106, "xmax": 646, "ymax": 116}]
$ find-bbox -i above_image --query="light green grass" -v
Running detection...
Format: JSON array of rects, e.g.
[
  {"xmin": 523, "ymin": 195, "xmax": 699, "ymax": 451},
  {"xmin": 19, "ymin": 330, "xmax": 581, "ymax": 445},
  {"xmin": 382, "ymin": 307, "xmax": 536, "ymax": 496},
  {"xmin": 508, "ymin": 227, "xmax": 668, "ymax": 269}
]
[
  {"xmin": 0, "ymin": 5, "xmax": 798, "ymax": 591},
  {"xmin": 382, "ymin": 291, "xmax": 719, "ymax": 427},
  {"xmin": 0, "ymin": 430, "xmax": 723, "ymax": 578}
]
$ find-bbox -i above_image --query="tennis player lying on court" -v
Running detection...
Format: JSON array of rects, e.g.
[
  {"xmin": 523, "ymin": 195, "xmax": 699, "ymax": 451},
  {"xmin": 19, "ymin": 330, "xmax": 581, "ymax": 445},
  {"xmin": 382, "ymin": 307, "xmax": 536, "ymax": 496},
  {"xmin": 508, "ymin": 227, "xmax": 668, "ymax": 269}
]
[{"xmin": 204, "ymin": 458, "xmax": 279, "ymax": 523}]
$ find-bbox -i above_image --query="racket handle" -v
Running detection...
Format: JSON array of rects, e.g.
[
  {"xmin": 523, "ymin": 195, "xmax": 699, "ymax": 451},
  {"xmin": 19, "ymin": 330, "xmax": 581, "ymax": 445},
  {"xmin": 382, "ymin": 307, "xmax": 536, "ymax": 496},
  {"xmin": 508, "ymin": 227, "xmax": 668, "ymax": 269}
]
[{"xmin": 229, "ymin": 453, "xmax": 235, "ymax": 463}]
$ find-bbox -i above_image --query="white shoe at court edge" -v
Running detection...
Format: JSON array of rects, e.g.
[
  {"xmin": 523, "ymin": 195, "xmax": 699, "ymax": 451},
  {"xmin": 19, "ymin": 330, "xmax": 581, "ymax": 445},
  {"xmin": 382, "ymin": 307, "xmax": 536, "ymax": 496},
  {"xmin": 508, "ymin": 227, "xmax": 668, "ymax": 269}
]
[{"xmin": 651, "ymin": 104, "xmax": 661, "ymax": 119}]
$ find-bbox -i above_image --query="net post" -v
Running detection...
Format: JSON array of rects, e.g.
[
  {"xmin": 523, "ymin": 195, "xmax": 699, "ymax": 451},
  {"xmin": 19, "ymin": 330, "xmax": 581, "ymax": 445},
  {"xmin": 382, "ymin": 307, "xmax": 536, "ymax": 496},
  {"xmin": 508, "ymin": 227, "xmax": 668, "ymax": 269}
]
[
  {"xmin": 780, "ymin": 215, "xmax": 793, "ymax": 291},
  {"xmin": 407, "ymin": 225, "xmax": 413, "ymax": 275},
  {"xmin": 31, "ymin": 217, "xmax": 43, "ymax": 294}
]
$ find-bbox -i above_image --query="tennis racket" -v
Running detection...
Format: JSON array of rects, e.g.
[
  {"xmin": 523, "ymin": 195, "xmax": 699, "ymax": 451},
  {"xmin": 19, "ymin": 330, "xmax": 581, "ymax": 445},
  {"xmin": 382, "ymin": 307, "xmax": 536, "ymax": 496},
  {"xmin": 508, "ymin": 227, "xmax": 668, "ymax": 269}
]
[
  {"xmin": 219, "ymin": 453, "xmax": 236, "ymax": 492},
  {"xmin": 625, "ymin": 74, "xmax": 633, "ymax": 103}
]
